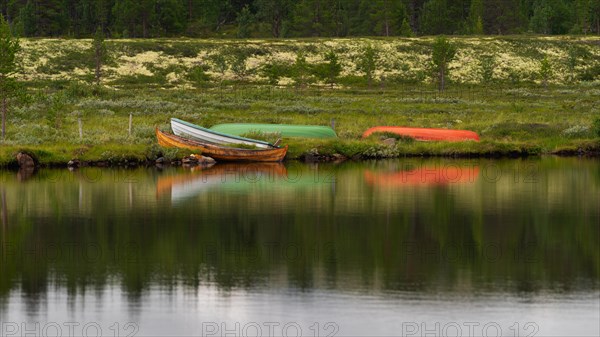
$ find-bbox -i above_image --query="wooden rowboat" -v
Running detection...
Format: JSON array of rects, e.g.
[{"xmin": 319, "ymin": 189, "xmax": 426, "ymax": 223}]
[
  {"xmin": 171, "ymin": 118, "xmax": 276, "ymax": 149},
  {"xmin": 362, "ymin": 126, "xmax": 480, "ymax": 142},
  {"xmin": 156, "ymin": 128, "xmax": 288, "ymax": 162}
]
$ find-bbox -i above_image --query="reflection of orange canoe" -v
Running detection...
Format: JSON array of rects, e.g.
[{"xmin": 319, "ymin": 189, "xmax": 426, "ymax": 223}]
[
  {"xmin": 156, "ymin": 128, "xmax": 288, "ymax": 162},
  {"xmin": 157, "ymin": 163, "xmax": 287, "ymax": 198},
  {"xmin": 364, "ymin": 166, "xmax": 480, "ymax": 186},
  {"xmin": 362, "ymin": 126, "xmax": 480, "ymax": 142}
]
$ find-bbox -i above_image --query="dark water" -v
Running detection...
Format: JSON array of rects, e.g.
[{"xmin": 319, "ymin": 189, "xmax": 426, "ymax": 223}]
[{"xmin": 0, "ymin": 158, "xmax": 598, "ymax": 336}]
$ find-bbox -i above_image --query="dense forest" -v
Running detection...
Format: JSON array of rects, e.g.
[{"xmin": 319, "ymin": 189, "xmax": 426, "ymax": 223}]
[{"xmin": 0, "ymin": 0, "xmax": 599, "ymax": 38}]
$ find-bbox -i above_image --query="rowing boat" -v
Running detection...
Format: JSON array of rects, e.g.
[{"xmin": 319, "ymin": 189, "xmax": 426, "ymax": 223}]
[
  {"xmin": 362, "ymin": 126, "xmax": 480, "ymax": 142},
  {"xmin": 156, "ymin": 128, "xmax": 288, "ymax": 162},
  {"xmin": 171, "ymin": 118, "xmax": 275, "ymax": 149},
  {"xmin": 210, "ymin": 123, "xmax": 338, "ymax": 139}
]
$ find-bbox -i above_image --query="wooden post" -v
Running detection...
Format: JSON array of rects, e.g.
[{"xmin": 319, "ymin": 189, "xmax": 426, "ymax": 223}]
[
  {"xmin": 1, "ymin": 188, "xmax": 6, "ymax": 258},
  {"xmin": 78, "ymin": 118, "xmax": 83, "ymax": 139},
  {"xmin": 128, "ymin": 113, "xmax": 133, "ymax": 137}
]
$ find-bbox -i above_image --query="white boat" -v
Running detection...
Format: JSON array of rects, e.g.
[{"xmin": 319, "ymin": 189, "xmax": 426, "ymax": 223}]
[{"xmin": 170, "ymin": 118, "xmax": 275, "ymax": 149}]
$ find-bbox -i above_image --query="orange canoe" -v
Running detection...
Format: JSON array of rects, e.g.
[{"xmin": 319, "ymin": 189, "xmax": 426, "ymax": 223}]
[
  {"xmin": 362, "ymin": 126, "xmax": 480, "ymax": 142},
  {"xmin": 156, "ymin": 128, "xmax": 288, "ymax": 162}
]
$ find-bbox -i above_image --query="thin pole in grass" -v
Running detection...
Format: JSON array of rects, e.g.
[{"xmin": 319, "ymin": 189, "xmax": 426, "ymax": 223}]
[
  {"xmin": 78, "ymin": 118, "xmax": 83, "ymax": 139},
  {"xmin": 128, "ymin": 113, "xmax": 133, "ymax": 137}
]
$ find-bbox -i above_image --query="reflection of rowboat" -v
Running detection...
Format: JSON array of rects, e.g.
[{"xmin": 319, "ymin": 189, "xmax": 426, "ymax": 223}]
[
  {"xmin": 211, "ymin": 123, "xmax": 338, "ymax": 139},
  {"xmin": 156, "ymin": 128, "xmax": 288, "ymax": 162},
  {"xmin": 362, "ymin": 126, "xmax": 480, "ymax": 142},
  {"xmin": 364, "ymin": 166, "xmax": 480, "ymax": 186},
  {"xmin": 171, "ymin": 118, "xmax": 276, "ymax": 149},
  {"xmin": 157, "ymin": 163, "xmax": 287, "ymax": 201}
]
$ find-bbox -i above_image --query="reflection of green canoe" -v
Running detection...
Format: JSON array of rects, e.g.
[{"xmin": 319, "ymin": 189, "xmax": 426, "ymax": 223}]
[{"xmin": 210, "ymin": 123, "xmax": 338, "ymax": 139}]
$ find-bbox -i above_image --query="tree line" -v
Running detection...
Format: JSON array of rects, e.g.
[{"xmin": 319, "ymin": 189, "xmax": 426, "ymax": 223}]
[{"xmin": 0, "ymin": 0, "xmax": 599, "ymax": 38}]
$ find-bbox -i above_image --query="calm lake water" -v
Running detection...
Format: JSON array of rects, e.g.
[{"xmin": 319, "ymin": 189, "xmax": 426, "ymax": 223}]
[{"xmin": 0, "ymin": 158, "xmax": 598, "ymax": 336}]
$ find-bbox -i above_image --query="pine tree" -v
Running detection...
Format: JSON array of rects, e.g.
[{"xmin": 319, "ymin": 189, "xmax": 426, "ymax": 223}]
[
  {"xmin": 292, "ymin": 51, "xmax": 312, "ymax": 88},
  {"xmin": 315, "ymin": 50, "xmax": 341, "ymax": 87},
  {"xmin": 467, "ymin": 0, "xmax": 484, "ymax": 34},
  {"xmin": 356, "ymin": 44, "xmax": 378, "ymax": 87},
  {"xmin": 288, "ymin": 0, "xmax": 335, "ymax": 37},
  {"xmin": 157, "ymin": 0, "xmax": 186, "ymax": 35},
  {"xmin": 399, "ymin": 17, "xmax": 414, "ymax": 37},
  {"xmin": 419, "ymin": 0, "xmax": 452, "ymax": 35},
  {"xmin": 113, "ymin": 0, "xmax": 139, "ymax": 37},
  {"xmin": 0, "ymin": 14, "xmax": 20, "ymax": 140},
  {"xmin": 256, "ymin": 0, "xmax": 293, "ymax": 37},
  {"xmin": 17, "ymin": 0, "xmax": 36, "ymax": 36},
  {"xmin": 483, "ymin": 0, "xmax": 526, "ymax": 34},
  {"xmin": 237, "ymin": 4, "xmax": 253, "ymax": 38},
  {"xmin": 370, "ymin": 0, "xmax": 393, "ymax": 36},
  {"xmin": 539, "ymin": 55, "xmax": 552, "ymax": 88},
  {"xmin": 431, "ymin": 36, "xmax": 456, "ymax": 91},
  {"xmin": 530, "ymin": 0, "xmax": 573, "ymax": 35},
  {"xmin": 93, "ymin": 26, "xmax": 106, "ymax": 85}
]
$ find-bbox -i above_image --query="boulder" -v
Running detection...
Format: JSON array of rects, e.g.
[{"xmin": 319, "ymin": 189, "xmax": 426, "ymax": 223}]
[
  {"xmin": 198, "ymin": 156, "xmax": 216, "ymax": 164},
  {"xmin": 182, "ymin": 156, "xmax": 198, "ymax": 164},
  {"xmin": 332, "ymin": 153, "xmax": 348, "ymax": 162},
  {"xmin": 16, "ymin": 152, "xmax": 36, "ymax": 168},
  {"xmin": 382, "ymin": 138, "xmax": 397, "ymax": 146}
]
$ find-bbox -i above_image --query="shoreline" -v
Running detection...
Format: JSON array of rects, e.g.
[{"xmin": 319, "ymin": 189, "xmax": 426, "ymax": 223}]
[{"xmin": 1, "ymin": 141, "xmax": 598, "ymax": 170}]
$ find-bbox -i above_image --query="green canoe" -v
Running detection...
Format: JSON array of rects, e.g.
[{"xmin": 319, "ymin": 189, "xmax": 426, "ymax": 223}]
[{"xmin": 210, "ymin": 123, "xmax": 338, "ymax": 139}]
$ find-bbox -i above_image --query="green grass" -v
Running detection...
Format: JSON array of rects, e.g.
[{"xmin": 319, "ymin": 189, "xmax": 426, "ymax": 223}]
[
  {"xmin": 3, "ymin": 36, "xmax": 600, "ymax": 166},
  {"xmin": 2, "ymin": 82, "xmax": 599, "ymax": 167}
]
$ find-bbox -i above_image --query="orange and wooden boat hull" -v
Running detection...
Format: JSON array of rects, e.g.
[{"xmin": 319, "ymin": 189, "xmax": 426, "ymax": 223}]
[
  {"xmin": 362, "ymin": 126, "xmax": 480, "ymax": 142},
  {"xmin": 156, "ymin": 128, "xmax": 288, "ymax": 162}
]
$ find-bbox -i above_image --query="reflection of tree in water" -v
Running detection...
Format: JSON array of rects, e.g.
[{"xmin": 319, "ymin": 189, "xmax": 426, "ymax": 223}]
[{"xmin": 0, "ymin": 159, "xmax": 598, "ymax": 315}]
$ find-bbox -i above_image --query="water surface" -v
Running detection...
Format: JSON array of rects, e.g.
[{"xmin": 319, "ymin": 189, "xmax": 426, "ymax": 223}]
[{"xmin": 0, "ymin": 158, "xmax": 598, "ymax": 336}]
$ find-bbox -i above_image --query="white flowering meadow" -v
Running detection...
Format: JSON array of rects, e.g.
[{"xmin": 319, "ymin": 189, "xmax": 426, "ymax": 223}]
[{"xmin": 17, "ymin": 36, "xmax": 600, "ymax": 87}]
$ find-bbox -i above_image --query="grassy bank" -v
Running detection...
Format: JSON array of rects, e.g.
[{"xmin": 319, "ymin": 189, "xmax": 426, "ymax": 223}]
[
  {"xmin": 1, "ymin": 37, "xmax": 600, "ymax": 167},
  {"xmin": 2, "ymin": 83, "xmax": 599, "ymax": 167}
]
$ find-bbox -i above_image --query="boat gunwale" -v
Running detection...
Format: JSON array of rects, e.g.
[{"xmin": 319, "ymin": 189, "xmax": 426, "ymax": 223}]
[
  {"xmin": 156, "ymin": 128, "xmax": 288, "ymax": 162},
  {"xmin": 171, "ymin": 118, "xmax": 277, "ymax": 148}
]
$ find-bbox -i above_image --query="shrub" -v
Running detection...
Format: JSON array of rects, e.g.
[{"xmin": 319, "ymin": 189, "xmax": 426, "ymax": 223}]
[
  {"xmin": 594, "ymin": 118, "xmax": 600, "ymax": 137},
  {"xmin": 539, "ymin": 56, "xmax": 552, "ymax": 87},
  {"xmin": 479, "ymin": 55, "xmax": 496, "ymax": 84},
  {"xmin": 561, "ymin": 125, "xmax": 592, "ymax": 138},
  {"xmin": 292, "ymin": 51, "xmax": 314, "ymax": 88},
  {"xmin": 355, "ymin": 44, "xmax": 378, "ymax": 87},
  {"xmin": 313, "ymin": 50, "xmax": 342, "ymax": 87},
  {"xmin": 261, "ymin": 61, "xmax": 293, "ymax": 85},
  {"xmin": 186, "ymin": 65, "xmax": 211, "ymax": 87},
  {"xmin": 579, "ymin": 65, "xmax": 600, "ymax": 82},
  {"xmin": 227, "ymin": 47, "xmax": 251, "ymax": 80}
]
